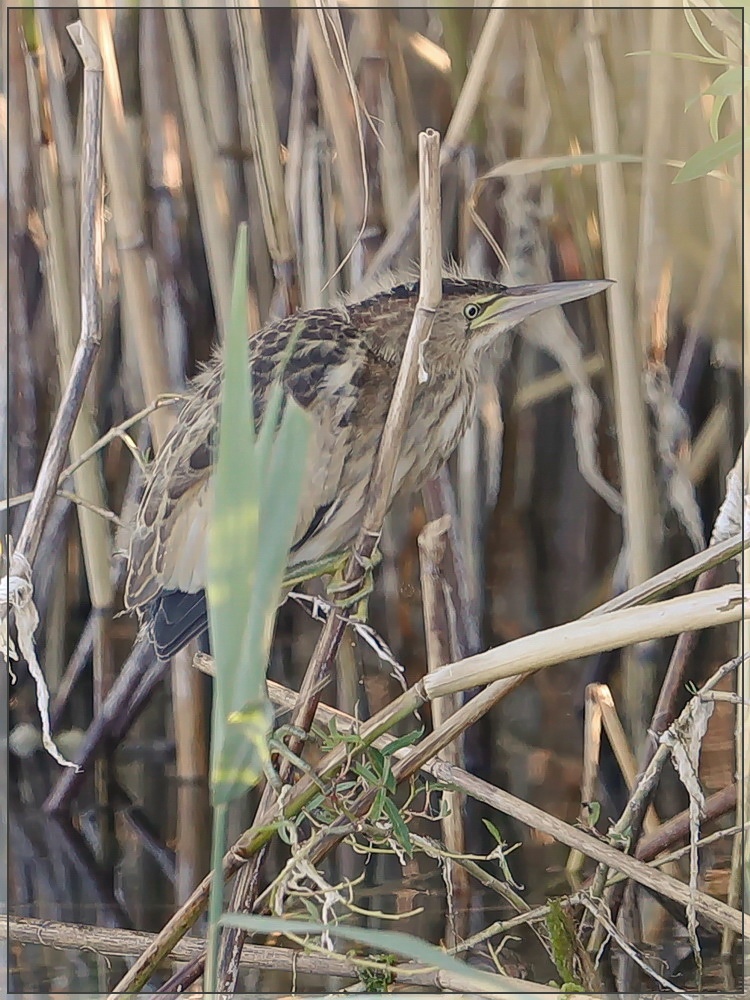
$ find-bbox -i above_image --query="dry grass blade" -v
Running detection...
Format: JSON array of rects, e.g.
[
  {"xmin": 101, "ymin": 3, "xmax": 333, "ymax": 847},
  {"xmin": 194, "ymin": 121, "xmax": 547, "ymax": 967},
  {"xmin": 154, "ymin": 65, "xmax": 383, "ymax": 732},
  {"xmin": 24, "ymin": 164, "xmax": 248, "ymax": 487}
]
[{"xmin": 301, "ymin": 2, "xmax": 364, "ymax": 240}]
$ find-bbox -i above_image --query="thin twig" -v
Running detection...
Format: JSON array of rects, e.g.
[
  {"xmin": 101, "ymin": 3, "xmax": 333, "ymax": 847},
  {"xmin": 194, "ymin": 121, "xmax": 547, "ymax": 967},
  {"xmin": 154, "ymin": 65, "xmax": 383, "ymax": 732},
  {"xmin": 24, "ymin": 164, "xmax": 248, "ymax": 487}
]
[
  {"xmin": 585, "ymin": 655, "xmax": 744, "ymax": 951},
  {"xmin": 2, "ymin": 395, "xmax": 183, "ymax": 512}
]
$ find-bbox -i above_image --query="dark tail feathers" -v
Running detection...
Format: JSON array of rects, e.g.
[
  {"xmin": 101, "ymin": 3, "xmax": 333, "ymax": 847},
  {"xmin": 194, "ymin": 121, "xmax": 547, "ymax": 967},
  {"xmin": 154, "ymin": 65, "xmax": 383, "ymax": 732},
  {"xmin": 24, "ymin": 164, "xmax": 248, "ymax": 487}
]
[{"xmin": 149, "ymin": 589, "xmax": 208, "ymax": 660}]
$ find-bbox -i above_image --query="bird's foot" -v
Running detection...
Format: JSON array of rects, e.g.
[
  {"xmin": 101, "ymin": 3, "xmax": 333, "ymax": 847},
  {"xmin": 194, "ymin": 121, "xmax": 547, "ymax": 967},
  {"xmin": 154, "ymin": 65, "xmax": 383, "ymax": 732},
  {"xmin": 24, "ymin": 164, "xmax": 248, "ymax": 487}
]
[
  {"xmin": 282, "ymin": 550, "xmax": 351, "ymax": 590},
  {"xmin": 326, "ymin": 548, "xmax": 382, "ymax": 621}
]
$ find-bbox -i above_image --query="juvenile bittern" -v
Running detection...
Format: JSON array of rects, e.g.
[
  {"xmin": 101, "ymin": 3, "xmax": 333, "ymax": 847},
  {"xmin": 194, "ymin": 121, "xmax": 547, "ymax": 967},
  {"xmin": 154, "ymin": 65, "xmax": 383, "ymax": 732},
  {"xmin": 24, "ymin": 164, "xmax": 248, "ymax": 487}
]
[{"xmin": 125, "ymin": 273, "xmax": 610, "ymax": 659}]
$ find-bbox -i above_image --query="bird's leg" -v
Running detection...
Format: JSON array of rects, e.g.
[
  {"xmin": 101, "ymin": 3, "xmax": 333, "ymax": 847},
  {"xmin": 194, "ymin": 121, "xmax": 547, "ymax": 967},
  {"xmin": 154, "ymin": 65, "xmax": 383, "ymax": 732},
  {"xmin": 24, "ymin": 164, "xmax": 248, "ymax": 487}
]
[
  {"xmin": 281, "ymin": 550, "xmax": 351, "ymax": 590},
  {"xmin": 325, "ymin": 547, "xmax": 383, "ymax": 621}
]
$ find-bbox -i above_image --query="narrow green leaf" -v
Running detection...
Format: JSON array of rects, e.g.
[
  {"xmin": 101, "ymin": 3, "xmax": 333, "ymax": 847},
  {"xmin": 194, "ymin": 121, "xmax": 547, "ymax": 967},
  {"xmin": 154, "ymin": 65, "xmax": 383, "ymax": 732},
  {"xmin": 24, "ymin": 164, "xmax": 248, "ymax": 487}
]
[
  {"xmin": 627, "ymin": 50, "xmax": 730, "ymax": 65},
  {"xmin": 369, "ymin": 786, "xmax": 387, "ymax": 823},
  {"xmin": 673, "ymin": 129, "xmax": 743, "ymax": 182},
  {"xmin": 708, "ymin": 95, "xmax": 728, "ymax": 142},
  {"xmin": 703, "ymin": 67, "xmax": 743, "ymax": 96},
  {"xmin": 381, "ymin": 728, "xmax": 424, "ymax": 756},
  {"xmin": 482, "ymin": 818, "xmax": 504, "ymax": 846},
  {"xmin": 352, "ymin": 761, "xmax": 379, "ymax": 785},
  {"xmin": 383, "ymin": 764, "xmax": 397, "ymax": 796},
  {"xmin": 383, "ymin": 797, "xmax": 413, "ymax": 856},
  {"xmin": 684, "ymin": 6, "xmax": 726, "ymax": 61},
  {"xmin": 367, "ymin": 746, "xmax": 386, "ymax": 777},
  {"xmin": 206, "ymin": 224, "xmax": 311, "ymax": 805}
]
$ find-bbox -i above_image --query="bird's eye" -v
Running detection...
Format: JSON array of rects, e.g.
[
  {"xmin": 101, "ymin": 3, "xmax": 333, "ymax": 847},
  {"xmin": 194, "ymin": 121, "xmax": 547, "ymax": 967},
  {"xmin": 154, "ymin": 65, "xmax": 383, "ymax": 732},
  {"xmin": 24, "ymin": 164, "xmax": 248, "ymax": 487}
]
[{"xmin": 463, "ymin": 303, "xmax": 481, "ymax": 320}]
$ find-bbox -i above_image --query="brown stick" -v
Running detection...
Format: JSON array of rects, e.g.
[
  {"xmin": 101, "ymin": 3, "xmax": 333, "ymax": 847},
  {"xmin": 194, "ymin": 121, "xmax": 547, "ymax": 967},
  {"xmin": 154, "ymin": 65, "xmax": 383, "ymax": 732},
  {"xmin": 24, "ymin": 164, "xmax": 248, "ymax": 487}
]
[{"xmin": 635, "ymin": 783, "xmax": 737, "ymax": 863}]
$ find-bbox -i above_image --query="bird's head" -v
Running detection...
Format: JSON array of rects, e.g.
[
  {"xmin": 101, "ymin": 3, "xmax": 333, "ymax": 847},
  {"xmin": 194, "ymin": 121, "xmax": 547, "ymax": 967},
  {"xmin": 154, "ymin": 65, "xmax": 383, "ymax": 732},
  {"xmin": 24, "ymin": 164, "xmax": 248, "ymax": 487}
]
[{"xmin": 428, "ymin": 276, "xmax": 612, "ymax": 363}]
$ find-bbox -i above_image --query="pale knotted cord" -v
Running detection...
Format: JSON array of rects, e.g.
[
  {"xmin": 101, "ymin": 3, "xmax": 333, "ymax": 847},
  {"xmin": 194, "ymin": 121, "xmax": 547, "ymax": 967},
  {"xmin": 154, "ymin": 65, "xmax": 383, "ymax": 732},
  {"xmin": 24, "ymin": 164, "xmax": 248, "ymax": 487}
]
[
  {"xmin": 710, "ymin": 466, "xmax": 750, "ymax": 548},
  {"xmin": 2, "ymin": 548, "xmax": 79, "ymax": 770}
]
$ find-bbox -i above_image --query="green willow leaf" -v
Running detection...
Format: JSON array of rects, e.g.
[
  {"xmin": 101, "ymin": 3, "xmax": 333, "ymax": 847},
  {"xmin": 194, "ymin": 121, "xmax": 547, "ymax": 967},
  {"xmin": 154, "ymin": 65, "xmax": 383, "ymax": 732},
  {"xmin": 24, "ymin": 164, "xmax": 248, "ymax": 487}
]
[{"xmin": 673, "ymin": 129, "xmax": 743, "ymax": 182}]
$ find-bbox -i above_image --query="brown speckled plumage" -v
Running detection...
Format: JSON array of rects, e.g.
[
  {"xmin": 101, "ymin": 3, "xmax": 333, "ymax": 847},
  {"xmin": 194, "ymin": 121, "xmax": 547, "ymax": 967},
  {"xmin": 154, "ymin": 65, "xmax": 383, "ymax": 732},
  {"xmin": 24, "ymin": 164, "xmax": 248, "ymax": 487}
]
[{"xmin": 125, "ymin": 274, "xmax": 610, "ymax": 658}]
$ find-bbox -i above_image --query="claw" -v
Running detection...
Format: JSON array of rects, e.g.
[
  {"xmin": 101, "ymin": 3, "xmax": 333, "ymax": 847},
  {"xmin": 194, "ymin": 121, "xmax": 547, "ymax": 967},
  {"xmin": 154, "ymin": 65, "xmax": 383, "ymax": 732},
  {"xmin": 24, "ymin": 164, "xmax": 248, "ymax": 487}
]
[
  {"xmin": 283, "ymin": 547, "xmax": 382, "ymax": 622},
  {"xmin": 326, "ymin": 547, "xmax": 382, "ymax": 620}
]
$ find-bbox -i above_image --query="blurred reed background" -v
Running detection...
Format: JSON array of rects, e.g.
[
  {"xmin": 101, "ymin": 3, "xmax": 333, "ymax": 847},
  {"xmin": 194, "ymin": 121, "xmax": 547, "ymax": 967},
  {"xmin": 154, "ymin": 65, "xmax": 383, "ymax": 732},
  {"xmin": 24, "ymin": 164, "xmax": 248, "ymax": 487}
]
[{"xmin": 5, "ymin": 1, "xmax": 745, "ymax": 993}]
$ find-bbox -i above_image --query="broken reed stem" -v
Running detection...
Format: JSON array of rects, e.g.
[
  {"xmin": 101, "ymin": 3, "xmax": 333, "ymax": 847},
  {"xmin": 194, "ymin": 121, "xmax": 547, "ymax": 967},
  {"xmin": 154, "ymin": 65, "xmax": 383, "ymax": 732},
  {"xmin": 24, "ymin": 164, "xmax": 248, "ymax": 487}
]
[
  {"xmin": 425, "ymin": 584, "xmax": 746, "ymax": 698},
  {"xmin": 11, "ymin": 914, "xmax": 534, "ymax": 992},
  {"xmin": 283, "ymin": 127, "xmax": 441, "ymax": 752},
  {"xmin": 213, "ymin": 127, "xmax": 444, "ymax": 995},
  {"xmin": 568, "ymin": 682, "xmax": 663, "ymax": 879},
  {"xmin": 65, "ymin": 28, "xmax": 117, "ymax": 803},
  {"xmin": 417, "ymin": 514, "xmax": 469, "ymax": 946}
]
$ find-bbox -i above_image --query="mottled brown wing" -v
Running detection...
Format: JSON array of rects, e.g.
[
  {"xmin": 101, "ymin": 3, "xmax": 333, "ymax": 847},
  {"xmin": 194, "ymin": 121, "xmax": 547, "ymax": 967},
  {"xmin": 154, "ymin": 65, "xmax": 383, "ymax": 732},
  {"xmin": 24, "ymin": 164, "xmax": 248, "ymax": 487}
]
[
  {"xmin": 124, "ymin": 309, "xmax": 366, "ymax": 620},
  {"xmin": 124, "ymin": 388, "xmax": 217, "ymax": 611}
]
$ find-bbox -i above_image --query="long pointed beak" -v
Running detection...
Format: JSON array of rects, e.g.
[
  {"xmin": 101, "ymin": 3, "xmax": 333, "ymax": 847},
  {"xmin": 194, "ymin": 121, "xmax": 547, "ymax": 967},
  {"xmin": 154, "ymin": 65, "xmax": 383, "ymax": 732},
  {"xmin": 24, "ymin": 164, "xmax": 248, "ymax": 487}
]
[{"xmin": 477, "ymin": 278, "xmax": 613, "ymax": 327}]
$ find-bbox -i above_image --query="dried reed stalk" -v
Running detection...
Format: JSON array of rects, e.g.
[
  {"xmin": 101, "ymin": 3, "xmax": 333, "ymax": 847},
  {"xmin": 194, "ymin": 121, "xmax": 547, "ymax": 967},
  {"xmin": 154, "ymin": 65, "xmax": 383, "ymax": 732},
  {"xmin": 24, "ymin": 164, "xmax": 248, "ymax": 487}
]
[
  {"xmin": 583, "ymin": 6, "xmax": 659, "ymax": 740},
  {"xmin": 426, "ymin": 584, "xmax": 746, "ymax": 698},
  {"xmin": 228, "ymin": 4, "xmax": 297, "ymax": 309},
  {"xmin": 24, "ymin": 32, "xmax": 112, "ymax": 613},
  {"xmin": 79, "ymin": 5, "xmax": 173, "ymax": 447},
  {"xmin": 163, "ymin": 6, "xmax": 234, "ymax": 339}
]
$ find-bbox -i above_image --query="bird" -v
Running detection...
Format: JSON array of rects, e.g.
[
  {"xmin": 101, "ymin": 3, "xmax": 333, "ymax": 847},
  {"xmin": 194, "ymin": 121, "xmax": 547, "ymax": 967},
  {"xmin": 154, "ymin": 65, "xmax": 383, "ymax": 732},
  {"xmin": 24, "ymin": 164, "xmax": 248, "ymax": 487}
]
[{"xmin": 124, "ymin": 272, "xmax": 611, "ymax": 660}]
